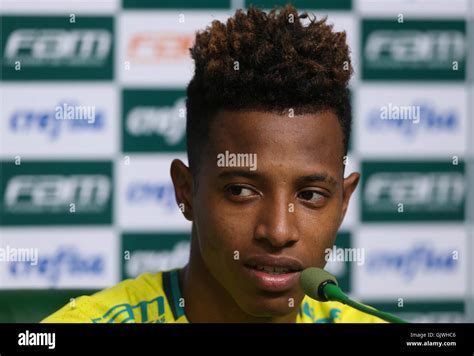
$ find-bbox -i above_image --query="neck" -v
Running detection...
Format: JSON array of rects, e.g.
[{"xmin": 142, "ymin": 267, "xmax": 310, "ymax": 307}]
[{"xmin": 179, "ymin": 229, "xmax": 300, "ymax": 323}]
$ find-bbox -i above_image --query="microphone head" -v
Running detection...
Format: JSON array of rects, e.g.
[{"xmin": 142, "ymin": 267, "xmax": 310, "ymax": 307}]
[{"xmin": 300, "ymin": 267, "xmax": 338, "ymax": 302}]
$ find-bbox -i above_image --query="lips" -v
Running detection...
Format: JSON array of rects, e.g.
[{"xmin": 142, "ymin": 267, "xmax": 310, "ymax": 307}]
[{"xmin": 243, "ymin": 255, "xmax": 304, "ymax": 292}]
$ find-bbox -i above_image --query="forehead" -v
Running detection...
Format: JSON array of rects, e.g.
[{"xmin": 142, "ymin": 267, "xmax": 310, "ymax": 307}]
[{"xmin": 205, "ymin": 109, "xmax": 345, "ymax": 180}]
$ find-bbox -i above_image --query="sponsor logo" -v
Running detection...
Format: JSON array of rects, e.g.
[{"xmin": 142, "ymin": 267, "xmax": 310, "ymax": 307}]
[
  {"xmin": 0, "ymin": 161, "xmax": 113, "ymax": 225},
  {"xmin": 122, "ymin": 233, "xmax": 190, "ymax": 279},
  {"xmin": 5, "ymin": 29, "xmax": 110, "ymax": 66},
  {"xmin": 126, "ymin": 241, "xmax": 190, "ymax": 279},
  {"xmin": 5, "ymin": 175, "xmax": 110, "ymax": 213},
  {"xmin": 362, "ymin": 20, "xmax": 466, "ymax": 80},
  {"xmin": 361, "ymin": 161, "xmax": 465, "ymax": 221},
  {"xmin": 1, "ymin": 16, "xmax": 114, "ymax": 80},
  {"xmin": 127, "ymin": 33, "xmax": 194, "ymax": 63},
  {"xmin": 366, "ymin": 244, "xmax": 458, "ymax": 281},
  {"xmin": 126, "ymin": 98, "xmax": 186, "ymax": 145},
  {"xmin": 8, "ymin": 246, "xmax": 105, "ymax": 286},
  {"xmin": 367, "ymin": 101, "xmax": 459, "ymax": 138},
  {"xmin": 91, "ymin": 296, "xmax": 166, "ymax": 323},
  {"xmin": 9, "ymin": 100, "xmax": 105, "ymax": 140},
  {"xmin": 126, "ymin": 181, "xmax": 176, "ymax": 209},
  {"xmin": 122, "ymin": 90, "xmax": 186, "ymax": 152}
]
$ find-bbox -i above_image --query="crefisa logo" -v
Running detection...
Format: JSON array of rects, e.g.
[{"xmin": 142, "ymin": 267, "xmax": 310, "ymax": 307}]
[
  {"xmin": 367, "ymin": 101, "xmax": 459, "ymax": 138},
  {"xmin": 9, "ymin": 100, "xmax": 105, "ymax": 140},
  {"xmin": 8, "ymin": 246, "xmax": 105, "ymax": 286},
  {"xmin": 366, "ymin": 244, "xmax": 458, "ymax": 281}
]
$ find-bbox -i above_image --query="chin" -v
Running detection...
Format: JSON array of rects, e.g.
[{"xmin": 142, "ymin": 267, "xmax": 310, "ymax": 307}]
[{"xmin": 238, "ymin": 293, "xmax": 301, "ymax": 319}]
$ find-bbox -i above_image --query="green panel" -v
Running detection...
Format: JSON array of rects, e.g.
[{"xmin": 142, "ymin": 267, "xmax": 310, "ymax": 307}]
[
  {"xmin": 347, "ymin": 88, "xmax": 353, "ymax": 153},
  {"xmin": 123, "ymin": 0, "xmax": 230, "ymax": 9},
  {"xmin": 332, "ymin": 231, "xmax": 351, "ymax": 293},
  {"xmin": 121, "ymin": 233, "xmax": 190, "ymax": 280},
  {"xmin": 245, "ymin": 0, "xmax": 352, "ymax": 10},
  {"xmin": 361, "ymin": 161, "xmax": 465, "ymax": 222},
  {"xmin": 0, "ymin": 289, "xmax": 97, "ymax": 323},
  {"xmin": 369, "ymin": 301, "xmax": 465, "ymax": 313},
  {"xmin": 0, "ymin": 161, "xmax": 113, "ymax": 225},
  {"xmin": 122, "ymin": 89, "xmax": 187, "ymax": 153},
  {"xmin": 0, "ymin": 16, "xmax": 114, "ymax": 81},
  {"xmin": 361, "ymin": 19, "xmax": 466, "ymax": 81}
]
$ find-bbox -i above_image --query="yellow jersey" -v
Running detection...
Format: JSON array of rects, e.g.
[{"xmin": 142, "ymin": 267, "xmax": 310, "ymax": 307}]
[{"xmin": 42, "ymin": 269, "xmax": 385, "ymax": 323}]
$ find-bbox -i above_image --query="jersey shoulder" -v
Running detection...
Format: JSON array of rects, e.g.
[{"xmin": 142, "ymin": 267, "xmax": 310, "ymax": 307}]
[{"xmin": 41, "ymin": 270, "xmax": 186, "ymax": 323}]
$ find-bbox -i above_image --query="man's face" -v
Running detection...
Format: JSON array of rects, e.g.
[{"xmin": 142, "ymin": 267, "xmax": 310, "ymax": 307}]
[{"xmin": 173, "ymin": 110, "xmax": 359, "ymax": 318}]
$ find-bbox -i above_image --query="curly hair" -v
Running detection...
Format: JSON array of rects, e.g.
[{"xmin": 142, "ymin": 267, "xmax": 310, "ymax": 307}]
[{"xmin": 186, "ymin": 4, "xmax": 353, "ymax": 174}]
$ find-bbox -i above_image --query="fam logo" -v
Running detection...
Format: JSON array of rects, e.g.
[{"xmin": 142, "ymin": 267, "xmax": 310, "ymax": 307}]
[
  {"xmin": 1, "ymin": 16, "xmax": 114, "ymax": 80},
  {"xmin": 122, "ymin": 90, "xmax": 186, "ymax": 152},
  {"xmin": 362, "ymin": 19, "xmax": 466, "ymax": 80},
  {"xmin": 9, "ymin": 100, "xmax": 105, "ymax": 140},
  {"xmin": 361, "ymin": 161, "xmax": 465, "ymax": 221},
  {"xmin": 91, "ymin": 296, "xmax": 166, "ymax": 323},
  {"xmin": 0, "ymin": 161, "xmax": 113, "ymax": 225}
]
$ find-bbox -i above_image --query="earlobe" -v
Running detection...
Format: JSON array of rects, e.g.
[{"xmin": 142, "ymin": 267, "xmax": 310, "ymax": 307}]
[
  {"xmin": 340, "ymin": 172, "xmax": 360, "ymax": 225},
  {"xmin": 170, "ymin": 159, "xmax": 194, "ymax": 221}
]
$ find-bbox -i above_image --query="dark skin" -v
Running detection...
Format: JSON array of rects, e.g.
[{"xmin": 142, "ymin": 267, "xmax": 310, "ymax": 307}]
[{"xmin": 170, "ymin": 110, "xmax": 359, "ymax": 323}]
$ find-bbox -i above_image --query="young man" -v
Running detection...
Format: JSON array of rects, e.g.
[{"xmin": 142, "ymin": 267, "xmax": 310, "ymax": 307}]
[{"xmin": 43, "ymin": 5, "xmax": 383, "ymax": 323}]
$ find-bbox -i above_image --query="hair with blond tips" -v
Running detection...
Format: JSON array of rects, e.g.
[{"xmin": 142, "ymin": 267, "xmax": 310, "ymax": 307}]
[{"xmin": 186, "ymin": 5, "xmax": 353, "ymax": 174}]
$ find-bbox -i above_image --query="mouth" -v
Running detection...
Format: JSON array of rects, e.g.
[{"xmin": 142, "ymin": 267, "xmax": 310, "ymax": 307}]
[
  {"xmin": 242, "ymin": 255, "xmax": 304, "ymax": 292},
  {"xmin": 245, "ymin": 265, "xmax": 298, "ymax": 274}
]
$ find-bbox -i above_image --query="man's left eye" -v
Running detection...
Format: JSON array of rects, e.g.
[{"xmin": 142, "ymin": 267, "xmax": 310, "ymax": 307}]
[
  {"xmin": 298, "ymin": 190, "xmax": 325, "ymax": 203},
  {"xmin": 227, "ymin": 185, "xmax": 255, "ymax": 197}
]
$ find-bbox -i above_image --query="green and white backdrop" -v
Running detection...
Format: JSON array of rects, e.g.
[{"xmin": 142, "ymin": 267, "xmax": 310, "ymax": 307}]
[{"xmin": 0, "ymin": 0, "xmax": 473, "ymax": 323}]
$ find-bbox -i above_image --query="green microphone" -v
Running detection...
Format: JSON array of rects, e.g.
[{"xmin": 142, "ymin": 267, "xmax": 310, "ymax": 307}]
[{"xmin": 300, "ymin": 267, "xmax": 408, "ymax": 323}]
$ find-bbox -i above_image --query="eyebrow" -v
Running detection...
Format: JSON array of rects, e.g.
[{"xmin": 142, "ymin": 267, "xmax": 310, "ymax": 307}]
[
  {"xmin": 217, "ymin": 170, "xmax": 338, "ymax": 186},
  {"xmin": 217, "ymin": 170, "xmax": 259, "ymax": 180},
  {"xmin": 296, "ymin": 174, "xmax": 338, "ymax": 187}
]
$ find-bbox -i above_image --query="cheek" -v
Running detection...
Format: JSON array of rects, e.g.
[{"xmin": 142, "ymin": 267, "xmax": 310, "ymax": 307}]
[
  {"xmin": 298, "ymin": 200, "xmax": 342, "ymax": 264},
  {"xmin": 194, "ymin": 192, "xmax": 248, "ymax": 266}
]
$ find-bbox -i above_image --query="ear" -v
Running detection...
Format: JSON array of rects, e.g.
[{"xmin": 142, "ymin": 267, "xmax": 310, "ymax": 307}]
[
  {"xmin": 170, "ymin": 159, "xmax": 194, "ymax": 221},
  {"xmin": 340, "ymin": 172, "xmax": 360, "ymax": 226}
]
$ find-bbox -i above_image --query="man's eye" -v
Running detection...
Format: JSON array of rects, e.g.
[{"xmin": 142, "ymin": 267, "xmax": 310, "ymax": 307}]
[
  {"xmin": 227, "ymin": 185, "xmax": 255, "ymax": 197},
  {"xmin": 298, "ymin": 190, "xmax": 325, "ymax": 203}
]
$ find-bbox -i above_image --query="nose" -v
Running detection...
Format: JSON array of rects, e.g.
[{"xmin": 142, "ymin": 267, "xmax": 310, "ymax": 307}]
[{"xmin": 253, "ymin": 192, "xmax": 299, "ymax": 249}]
